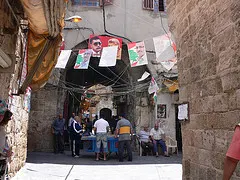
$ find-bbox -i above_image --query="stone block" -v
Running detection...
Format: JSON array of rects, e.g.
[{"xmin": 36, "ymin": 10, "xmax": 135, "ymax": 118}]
[
  {"xmin": 206, "ymin": 168, "xmax": 216, "ymax": 180},
  {"xmin": 189, "ymin": 162, "xmax": 199, "ymax": 179},
  {"xmin": 228, "ymin": 91, "xmax": 237, "ymax": 110},
  {"xmin": 182, "ymin": 159, "xmax": 190, "ymax": 177},
  {"xmin": 214, "ymin": 130, "xmax": 228, "ymax": 153},
  {"xmin": 201, "ymin": 78, "xmax": 222, "ymax": 97},
  {"xmin": 198, "ymin": 149, "xmax": 211, "ymax": 167},
  {"xmin": 230, "ymin": 2, "xmax": 240, "ymax": 23},
  {"xmin": 217, "ymin": 47, "xmax": 235, "ymax": 73},
  {"xmin": 237, "ymin": 89, "xmax": 240, "ymax": 109},
  {"xmin": 213, "ymin": 93, "xmax": 229, "ymax": 112},
  {"xmin": 211, "ymin": 151, "xmax": 225, "ymax": 170},
  {"xmin": 213, "ymin": 8, "xmax": 232, "ymax": 35},
  {"xmin": 202, "ymin": 130, "xmax": 215, "ymax": 150},
  {"xmin": 198, "ymin": 165, "xmax": 207, "ymax": 180},
  {"xmin": 221, "ymin": 70, "xmax": 240, "ymax": 92},
  {"xmin": 212, "ymin": 26, "xmax": 235, "ymax": 54},
  {"xmin": 201, "ymin": 96, "xmax": 214, "ymax": 113}
]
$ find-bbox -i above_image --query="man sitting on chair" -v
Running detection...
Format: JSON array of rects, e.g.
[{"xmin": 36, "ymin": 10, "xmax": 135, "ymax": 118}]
[
  {"xmin": 138, "ymin": 126, "xmax": 153, "ymax": 156},
  {"xmin": 150, "ymin": 122, "xmax": 169, "ymax": 157}
]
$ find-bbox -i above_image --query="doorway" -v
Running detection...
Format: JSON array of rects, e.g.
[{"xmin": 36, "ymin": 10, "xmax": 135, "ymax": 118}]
[
  {"xmin": 100, "ymin": 108, "xmax": 112, "ymax": 122},
  {"xmin": 175, "ymin": 105, "xmax": 182, "ymax": 151}
]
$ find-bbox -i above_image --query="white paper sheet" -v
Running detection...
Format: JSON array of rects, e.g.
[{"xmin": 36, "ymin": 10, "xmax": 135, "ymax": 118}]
[
  {"xmin": 99, "ymin": 46, "xmax": 118, "ymax": 67},
  {"xmin": 55, "ymin": 50, "xmax": 72, "ymax": 69}
]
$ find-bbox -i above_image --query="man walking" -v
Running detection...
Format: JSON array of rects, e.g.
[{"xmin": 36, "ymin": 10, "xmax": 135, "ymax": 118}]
[
  {"xmin": 52, "ymin": 114, "xmax": 65, "ymax": 154},
  {"xmin": 115, "ymin": 113, "xmax": 133, "ymax": 162}
]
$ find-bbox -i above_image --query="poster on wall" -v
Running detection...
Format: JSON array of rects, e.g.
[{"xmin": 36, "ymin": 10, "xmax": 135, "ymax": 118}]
[
  {"xmin": 178, "ymin": 103, "xmax": 189, "ymax": 121},
  {"xmin": 88, "ymin": 35, "xmax": 122, "ymax": 59},
  {"xmin": 157, "ymin": 104, "xmax": 167, "ymax": 118}
]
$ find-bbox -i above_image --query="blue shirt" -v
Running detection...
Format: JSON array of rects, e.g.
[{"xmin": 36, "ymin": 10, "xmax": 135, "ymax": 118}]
[{"xmin": 52, "ymin": 118, "xmax": 65, "ymax": 135}]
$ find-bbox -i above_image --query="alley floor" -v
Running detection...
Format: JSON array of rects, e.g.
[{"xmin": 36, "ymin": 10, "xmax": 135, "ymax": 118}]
[{"xmin": 12, "ymin": 151, "xmax": 182, "ymax": 180}]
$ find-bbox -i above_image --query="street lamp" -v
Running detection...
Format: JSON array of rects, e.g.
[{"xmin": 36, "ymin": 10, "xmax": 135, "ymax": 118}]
[{"xmin": 65, "ymin": 15, "xmax": 82, "ymax": 23}]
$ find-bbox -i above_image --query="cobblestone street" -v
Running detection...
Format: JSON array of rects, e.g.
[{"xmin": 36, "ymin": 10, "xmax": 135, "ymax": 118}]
[{"xmin": 12, "ymin": 151, "xmax": 182, "ymax": 180}]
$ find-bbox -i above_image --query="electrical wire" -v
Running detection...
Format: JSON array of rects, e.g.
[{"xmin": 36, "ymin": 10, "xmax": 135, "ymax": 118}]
[
  {"xmin": 65, "ymin": 28, "xmax": 132, "ymax": 87},
  {"xmin": 102, "ymin": 0, "xmax": 132, "ymax": 42}
]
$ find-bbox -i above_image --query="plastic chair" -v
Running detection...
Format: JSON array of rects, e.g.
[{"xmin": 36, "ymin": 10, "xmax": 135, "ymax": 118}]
[
  {"xmin": 166, "ymin": 136, "xmax": 178, "ymax": 155},
  {"xmin": 136, "ymin": 135, "xmax": 143, "ymax": 156}
]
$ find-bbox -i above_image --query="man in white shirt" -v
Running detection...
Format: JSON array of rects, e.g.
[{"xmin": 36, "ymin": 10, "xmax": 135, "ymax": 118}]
[
  {"xmin": 93, "ymin": 114, "xmax": 109, "ymax": 161},
  {"xmin": 150, "ymin": 122, "xmax": 169, "ymax": 157}
]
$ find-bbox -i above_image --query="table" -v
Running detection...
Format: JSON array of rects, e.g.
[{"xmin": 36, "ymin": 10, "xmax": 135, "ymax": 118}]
[{"xmin": 81, "ymin": 135, "xmax": 118, "ymax": 154}]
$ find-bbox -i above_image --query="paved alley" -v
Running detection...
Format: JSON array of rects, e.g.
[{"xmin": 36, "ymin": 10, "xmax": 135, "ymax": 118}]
[{"xmin": 12, "ymin": 151, "xmax": 182, "ymax": 180}]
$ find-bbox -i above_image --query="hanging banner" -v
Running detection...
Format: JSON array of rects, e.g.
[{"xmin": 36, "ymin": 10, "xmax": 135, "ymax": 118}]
[
  {"xmin": 74, "ymin": 49, "xmax": 92, "ymax": 69},
  {"xmin": 153, "ymin": 33, "xmax": 177, "ymax": 71},
  {"xmin": 99, "ymin": 46, "xmax": 118, "ymax": 67},
  {"xmin": 55, "ymin": 50, "xmax": 72, "ymax": 69},
  {"xmin": 128, "ymin": 41, "xmax": 148, "ymax": 67},
  {"xmin": 88, "ymin": 35, "xmax": 122, "ymax": 59},
  {"xmin": 148, "ymin": 77, "xmax": 159, "ymax": 94}
]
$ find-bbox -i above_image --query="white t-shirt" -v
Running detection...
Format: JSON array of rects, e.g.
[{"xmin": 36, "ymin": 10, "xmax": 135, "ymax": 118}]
[
  {"xmin": 150, "ymin": 127, "xmax": 165, "ymax": 140},
  {"xmin": 94, "ymin": 118, "xmax": 109, "ymax": 133}
]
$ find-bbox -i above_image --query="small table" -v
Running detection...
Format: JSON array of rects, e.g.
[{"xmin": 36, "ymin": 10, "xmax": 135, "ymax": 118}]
[{"xmin": 81, "ymin": 135, "xmax": 118, "ymax": 154}]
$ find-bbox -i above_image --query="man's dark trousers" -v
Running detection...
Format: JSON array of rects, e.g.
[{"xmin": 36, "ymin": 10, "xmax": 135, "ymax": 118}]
[
  {"xmin": 118, "ymin": 140, "xmax": 132, "ymax": 161},
  {"xmin": 54, "ymin": 133, "xmax": 64, "ymax": 153}
]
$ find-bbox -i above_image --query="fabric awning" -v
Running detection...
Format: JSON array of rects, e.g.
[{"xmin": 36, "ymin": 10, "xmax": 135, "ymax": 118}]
[{"xmin": 20, "ymin": 0, "xmax": 66, "ymax": 91}]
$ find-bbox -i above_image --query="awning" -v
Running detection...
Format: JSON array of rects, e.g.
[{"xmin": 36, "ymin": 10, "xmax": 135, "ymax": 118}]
[{"xmin": 19, "ymin": 0, "xmax": 66, "ymax": 92}]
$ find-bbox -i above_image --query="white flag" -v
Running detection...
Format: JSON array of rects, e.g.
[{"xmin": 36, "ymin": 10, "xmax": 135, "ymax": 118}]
[
  {"xmin": 99, "ymin": 46, "xmax": 118, "ymax": 67},
  {"xmin": 148, "ymin": 77, "xmax": 159, "ymax": 94},
  {"xmin": 55, "ymin": 50, "xmax": 72, "ymax": 69},
  {"xmin": 138, "ymin": 71, "xmax": 150, "ymax": 82}
]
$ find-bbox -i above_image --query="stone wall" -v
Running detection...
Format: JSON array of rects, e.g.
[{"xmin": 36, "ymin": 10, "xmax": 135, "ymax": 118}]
[
  {"xmin": 28, "ymin": 85, "xmax": 66, "ymax": 152},
  {"xmin": 167, "ymin": 0, "xmax": 240, "ymax": 179},
  {"xmin": 0, "ymin": 30, "xmax": 28, "ymax": 177}
]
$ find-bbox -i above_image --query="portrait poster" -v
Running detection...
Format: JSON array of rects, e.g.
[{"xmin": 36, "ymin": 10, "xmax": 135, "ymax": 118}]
[
  {"xmin": 153, "ymin": 33, "xmax": 177, "ymax": 71},
  {"xmin": 55, "ymin": 50, "xmax": 72, "ymax": 69},
  {"xmin": 127, "ymin": 41, "xmax": 148, "ymax": 67},
  {"xmin": 157, "ymin": 104, "xmax": 167, "ymax": 118},
  {"xmin": 88, "ymin": 34, "xmax": 122, "ymax": 59},
  {"xmin": 74, "ymin": 49, "xmax": 92, "ymax": 69},
  {"xmin": 99, "ymin": 46, "xmax": 118, "ymax": 67}
]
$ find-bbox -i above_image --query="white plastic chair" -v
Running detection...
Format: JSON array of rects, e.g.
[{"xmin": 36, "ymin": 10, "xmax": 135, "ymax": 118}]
[
  {"xmin": 166, "ymin": 136, "xmax": 178, "ymax": 155},
  {"xmin": 136, "ymin": 135, "xmax": 143, "ymax": 156}
]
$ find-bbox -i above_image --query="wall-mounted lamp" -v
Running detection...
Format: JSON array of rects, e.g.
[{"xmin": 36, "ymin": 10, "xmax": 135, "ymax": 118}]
[{"xmin": 65, "ymin": 15, "xmax": 82, "ymax": 23}]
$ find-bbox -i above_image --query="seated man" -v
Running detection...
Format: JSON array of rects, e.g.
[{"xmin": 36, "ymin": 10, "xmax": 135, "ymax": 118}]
[
  {"xmin": 138, "ymin": 126, "xmax": 153, "ymax": 156},
  {"xmin": 150, "ymin": 122, "xmax": 169, "ymax": 157}
]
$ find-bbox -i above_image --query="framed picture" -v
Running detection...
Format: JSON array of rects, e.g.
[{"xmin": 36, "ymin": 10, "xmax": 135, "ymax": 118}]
[
  {"xmin": 178, "ymin": 102, "xmax": 189, "ymax": 121},
  {"xmin": 157, "ymin": 104, "xmax": 166, "ymax": 118}
]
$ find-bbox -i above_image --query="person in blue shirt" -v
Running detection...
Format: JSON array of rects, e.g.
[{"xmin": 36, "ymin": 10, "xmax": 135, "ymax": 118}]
[{"xmin": 52, "ymin": 114, "xmax": 65, "ymax": 154}]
